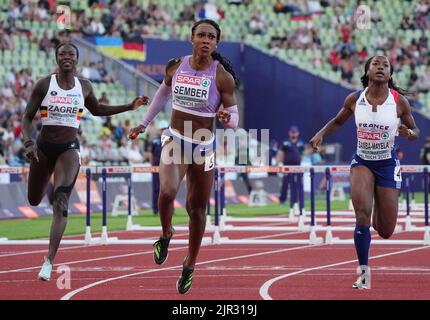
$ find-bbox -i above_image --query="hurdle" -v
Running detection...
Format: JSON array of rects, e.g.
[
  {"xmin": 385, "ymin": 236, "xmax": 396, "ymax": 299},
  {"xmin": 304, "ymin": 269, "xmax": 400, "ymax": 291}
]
[
  {"xmin": 223, "ymin": 166, "xmax": 429, "ymax": 217},
  {"xmin": 220, "ymin": 165, "xmax": 304, "ymax": 227},
  {"xmin": 219, "ymin": 166, "xmax": 347, "ymax": 232},
  {"xmin": 0, "ymin": 166, "xmax": 100, "ymax": 245},
  {"xmin": 87, "ymin": 165, "xmax": 212, "ymax": 245},
  {"xmin": 0, "ymin": 164, "xmax": 427, "ymax": 246},
  {"xmin": 84, "ymin": 167, "xmax": 92, "ymax": 242},
  {"xmin": 213, "ymin": 165, "xmax": 323, "ymax": 245},
  {"xmin": 94, "ymin": 165, "xmax": 186, "ymax": 233},
  {"xmin": 318, "ymin": 166, "xmax": 429, "ymax": 243},
  {"xmin": 402, "ymin": 172, "xmax": 428, "ymax": 211},
  {"xmin": 396, "ymin": 166, "xmax": 430, "ymax": 232},
  {"xmin": 123, "ymin": 165, "xmax": 214, "ymax": 233},
  {"xmin": 212, "ymin": 165, "xmax": 430, "ymax": 246},
  {"xmin": 0, "ymin": 165, "xmax": 212, "ymax": 246},
  {"xmin": 424, "ymin": 167, "xmax": 430, "ymax": 244}
]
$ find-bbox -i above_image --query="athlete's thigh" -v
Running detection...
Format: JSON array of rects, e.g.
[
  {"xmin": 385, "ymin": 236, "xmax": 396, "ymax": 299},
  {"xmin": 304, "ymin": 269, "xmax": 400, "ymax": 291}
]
[
  {"xmin": 186, "ymin": 162, "xmax": 214, "ymax": 209},
  {"xmin": 27, "ymin": 149, "xmax": 54, "ymax": 204},
  {"xmin": 350, "ymin": 165, "xmax": 375, "ymax": 214},
  {"xmin": 374, "ymin": 186, "xmax": 399, "ymax": 230},
  {"xmin": 159, "ymin": 141, "xmax": 188, "ymax": 193},
  {"xmin": 53, "ymin": 149, "xmax": 81, "ymax": 192}
]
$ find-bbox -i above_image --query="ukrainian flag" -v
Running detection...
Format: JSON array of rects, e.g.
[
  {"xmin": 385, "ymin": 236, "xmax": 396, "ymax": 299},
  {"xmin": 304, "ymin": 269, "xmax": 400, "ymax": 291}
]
[{"xmin": 95, "ymin": 37, "xmax": 146, "ymax": 62}]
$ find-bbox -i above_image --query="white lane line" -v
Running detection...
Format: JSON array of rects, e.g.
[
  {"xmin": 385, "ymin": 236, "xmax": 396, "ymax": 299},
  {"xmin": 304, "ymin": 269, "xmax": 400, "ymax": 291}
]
[
  {"xmin": 0, "ymin": 245, "xmax": 189, "ymax": 275},
  {"xmin": 60, "ymin": 244, "xmax": 318, "ymax": 300},
  {"xmin": 259, "ymin": 245, "xmax": 430, "ymax": 300},
  {"xmin": 246, "ymin": 231, "xmax": 310, "ymax": 240},
  {"xmin": 1, "ymin": 227, "xmax": 287, "ymax": 274},
  {"xmin": 0, "ymin": 245, "xmax": 102, "ymax": 258},
  {"xmin": 0, "ymin": 231, "xmax": 190, "ymax": 258}
]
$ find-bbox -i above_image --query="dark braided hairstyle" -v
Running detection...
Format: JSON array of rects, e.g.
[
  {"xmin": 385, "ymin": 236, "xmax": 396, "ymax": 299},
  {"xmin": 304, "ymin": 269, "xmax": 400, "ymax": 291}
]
[
  {"xmin": 55, "ymin": 42, "xmax": 79, "ymax": 60},
  {"xmin": 360, "ymin": 55, "xmax": 410, "ymax": 96},
  {"xmin": 191, "ymin": 19, "xmax": 240, "ymax": 87}
]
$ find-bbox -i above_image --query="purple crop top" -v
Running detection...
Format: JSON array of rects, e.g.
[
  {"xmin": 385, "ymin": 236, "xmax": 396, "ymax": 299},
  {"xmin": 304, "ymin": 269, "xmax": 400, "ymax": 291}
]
[{"xmin": 171, "ymin": 55, "xmax": 222, "ymax": 117}]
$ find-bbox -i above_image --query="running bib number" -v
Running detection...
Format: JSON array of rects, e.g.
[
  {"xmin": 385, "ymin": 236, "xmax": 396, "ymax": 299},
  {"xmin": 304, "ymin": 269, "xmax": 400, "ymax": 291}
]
[
  {"xmin": 394, "ymin": 163, "xmax": 402, "ymax": 182},
  {"xmin": 204, "ymin": 153, "xmax": 215, "ymax": 172},
  {"xmin": 173, "ymin": 75, "xmax": 210, "ymax": 109},
  {"xmin": 357, "ymin": 141, "xmax": 391, "ymax": 160},
  {"xmin": 161, "ymin": 134, "xmax": 172, "ymax": 147}
]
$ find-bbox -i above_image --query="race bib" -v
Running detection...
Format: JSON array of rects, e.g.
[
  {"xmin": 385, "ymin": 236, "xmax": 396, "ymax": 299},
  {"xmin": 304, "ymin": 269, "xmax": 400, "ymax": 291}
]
[
  {"xmin": 204, "ymin": 153, "xmax": 215, "ymax": 172},
  {"xmin": 173, "ymin": 74, "xmax": 211, "ymax": 108},
  {"xmin": 394, "ymin": 161, "xmax": 402, "ymax": 182},
  {"xmin": 161, "ymin": 134, "xmax": 172, "ymax": 147}
]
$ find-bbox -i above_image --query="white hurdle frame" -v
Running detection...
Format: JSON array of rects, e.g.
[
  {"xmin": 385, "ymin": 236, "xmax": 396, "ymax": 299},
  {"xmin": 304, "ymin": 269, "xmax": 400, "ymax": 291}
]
[
  {"xmin": 213, "ymin": 165, "xmax": 430, "ymax": 246},
  {"xmin": 0, "ymin": 165, "xmax": 213, "ymax": 246},
  {"xmin": 0, "ymin": 165, "xmax": 428, "ymax": 246}
]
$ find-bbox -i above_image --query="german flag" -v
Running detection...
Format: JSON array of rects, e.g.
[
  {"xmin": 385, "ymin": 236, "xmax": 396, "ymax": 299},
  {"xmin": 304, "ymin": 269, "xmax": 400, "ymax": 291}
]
[
  {"xmin": 77, "ymin": 108, "xmax": 84, "ymax": 120},
  {"xmin": 94, "ymin": 37, "xmax": 145, "ymax": 62},
  {"xmin": 40, "ymin": 106, "xmax": 48, "ymax": 118}
]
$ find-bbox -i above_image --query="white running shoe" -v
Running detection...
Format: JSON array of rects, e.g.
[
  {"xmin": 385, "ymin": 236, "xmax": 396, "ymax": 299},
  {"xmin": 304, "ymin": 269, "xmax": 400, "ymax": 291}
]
[
  {"xmin": 352, "ymin": 267, "xmax": 371, "ymax": 289},
  {"xmin": 38, "ymin": 258, "xmax": 53, "ymax": 281}
]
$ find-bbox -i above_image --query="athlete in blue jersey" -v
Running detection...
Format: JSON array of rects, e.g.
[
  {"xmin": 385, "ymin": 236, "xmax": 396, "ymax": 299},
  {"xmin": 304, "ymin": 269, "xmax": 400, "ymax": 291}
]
[{"xmin": 310, "ymin": 56, "xmax": 420, "ymax": 289}]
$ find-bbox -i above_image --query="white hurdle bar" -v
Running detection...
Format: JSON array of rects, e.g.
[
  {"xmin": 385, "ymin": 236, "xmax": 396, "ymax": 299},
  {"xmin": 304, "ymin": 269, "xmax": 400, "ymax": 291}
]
[
  {"xmin": 213, "ymin": 165, "xmax": 430, "ymax": 246},
  {"xmin": 0, "ymin": 237, "xmax": 213, "ymax": 245},
  {"xmin": 0, "ymin": 164, "xmax": 429, "ymax": 246},
  {"xmin": 0, "ymin": 165, "xmax": 215, "ymax": 246}
]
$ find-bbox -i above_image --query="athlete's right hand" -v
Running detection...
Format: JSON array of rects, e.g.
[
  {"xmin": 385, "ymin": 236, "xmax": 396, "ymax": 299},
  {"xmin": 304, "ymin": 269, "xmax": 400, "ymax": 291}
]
[
  {"xmin": 309, "ymin": 133, "xmax": 323, "ymax": 152},
  {"xmin": 128, "ymin": 125, "xmax": 145, "ymax": 140},
  {"xmin": 23, "ymin": 141, "xmax": 39, "ymax": 163}
]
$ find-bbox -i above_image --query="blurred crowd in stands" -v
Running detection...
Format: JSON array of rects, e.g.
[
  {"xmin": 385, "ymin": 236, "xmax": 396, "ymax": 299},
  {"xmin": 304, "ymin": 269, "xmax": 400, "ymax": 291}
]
[
  {"xmin": 269, "ymin": 0, "xmax": 430, "ymax": 89},
  {"xmin": 1, "ymin": 0, "xmax": 430, "ymax": 167},
  {"xmin": 0, "ymin": 65, "xmax": 33, "ymax": 165},
  {"xmin": 76, "ymin": 0, "xmax": 230, "ymax": 38}
]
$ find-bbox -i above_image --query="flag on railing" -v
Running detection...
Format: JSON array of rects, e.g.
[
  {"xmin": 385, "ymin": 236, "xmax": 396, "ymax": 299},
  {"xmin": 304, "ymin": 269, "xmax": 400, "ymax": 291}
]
[{"xmin": 89, "ymin": 36, "xmax": 146, "ymax": 62}]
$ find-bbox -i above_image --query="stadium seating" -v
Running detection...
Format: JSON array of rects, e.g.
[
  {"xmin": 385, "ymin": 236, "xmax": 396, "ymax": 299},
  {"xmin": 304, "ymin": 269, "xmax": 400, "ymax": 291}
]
[
  {"xmin": 62, "ymin": 0, "xmax": 425, "ymax": 115},
  {"xmin": 1, "ymin": 0, "xmax": 429, "ymax": 151},
  {"xmin": 0, "ymin": 1, "xmax": 171, "ymax": 146}
]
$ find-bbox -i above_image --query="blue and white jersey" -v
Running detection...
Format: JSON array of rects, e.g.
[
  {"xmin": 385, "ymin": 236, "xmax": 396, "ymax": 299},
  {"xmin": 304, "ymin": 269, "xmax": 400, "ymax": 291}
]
[{"xmin": 354, "ymin": 88, "xmax": 400, "ymax": 161}]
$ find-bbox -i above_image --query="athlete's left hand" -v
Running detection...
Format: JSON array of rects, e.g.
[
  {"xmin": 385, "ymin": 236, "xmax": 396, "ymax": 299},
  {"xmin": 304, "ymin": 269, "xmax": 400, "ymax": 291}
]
[
  {"xmin": 128, "ymin": 125, "xmax": 146, "ymax": 140},
  {"xmin": 309, "ymin": 133, "xmax": 324, "ymax": 152},
  {"xmin": 218, "ymin": 109, "xmax": 231, "ymax": 124},
  {"xmin": 398, "ymin": 124, "xmax": 413, "ymax": 139},
  {"xmin": 130, "ymin": 96, "xmax": 150, "ymax": 110}
]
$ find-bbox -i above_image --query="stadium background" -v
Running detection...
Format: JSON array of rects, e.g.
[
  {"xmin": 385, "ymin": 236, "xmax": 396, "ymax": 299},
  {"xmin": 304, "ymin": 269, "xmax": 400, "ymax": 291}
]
[
  {"xmin": 0, "ymin": 0, "xmax": 430, "ymax": 303},
  {"xmin": 0, "ymin": 1, "xmax": 429, "ymax": 219}
]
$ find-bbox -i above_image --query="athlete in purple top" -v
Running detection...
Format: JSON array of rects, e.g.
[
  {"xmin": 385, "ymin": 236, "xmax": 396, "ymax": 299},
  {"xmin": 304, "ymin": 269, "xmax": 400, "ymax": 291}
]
[{"xmin": 129, "ymin": 19, "xmax": 239, "ymax": 294}]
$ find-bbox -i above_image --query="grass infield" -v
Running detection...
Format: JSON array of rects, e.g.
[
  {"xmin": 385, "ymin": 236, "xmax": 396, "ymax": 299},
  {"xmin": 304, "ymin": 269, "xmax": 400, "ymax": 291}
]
[{"xmin": 0, "ymin": 193, "xmax": 425, "ymax": 240}]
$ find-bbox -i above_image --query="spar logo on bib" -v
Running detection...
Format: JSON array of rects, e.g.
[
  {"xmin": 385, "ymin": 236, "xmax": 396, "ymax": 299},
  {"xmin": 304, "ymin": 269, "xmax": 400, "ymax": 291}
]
[
  {"xmin": 49, "ymin": 96, "xmax": 72, "ymax": 104},
  {"xmin": 72, "ymin": 98, "xmax": 80, "ymax": 106},
  {"xmin": 176, "ymin": 75, "xmax": 201, "ymax": 86},
  {"xmin": 358, "ymin": 130, "xmax": 380, "ymax": 140},
  {"xmin": 381, "ymin": 132, "xmax": 389, "ymax": 140},
  {"xmin": 201, "ymin": 78, "xmax": 211, "ymax": 88}
]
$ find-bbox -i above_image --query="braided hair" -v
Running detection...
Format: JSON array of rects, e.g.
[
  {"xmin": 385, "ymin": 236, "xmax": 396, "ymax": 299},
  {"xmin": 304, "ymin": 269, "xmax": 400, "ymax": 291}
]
[
  {"xmin": 360, "ymin": 55, "xmax": 410, "ymax": 96},
  {"xmin": 191, "ymin": 19, "xmax": 240, "ymax": 87}
]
